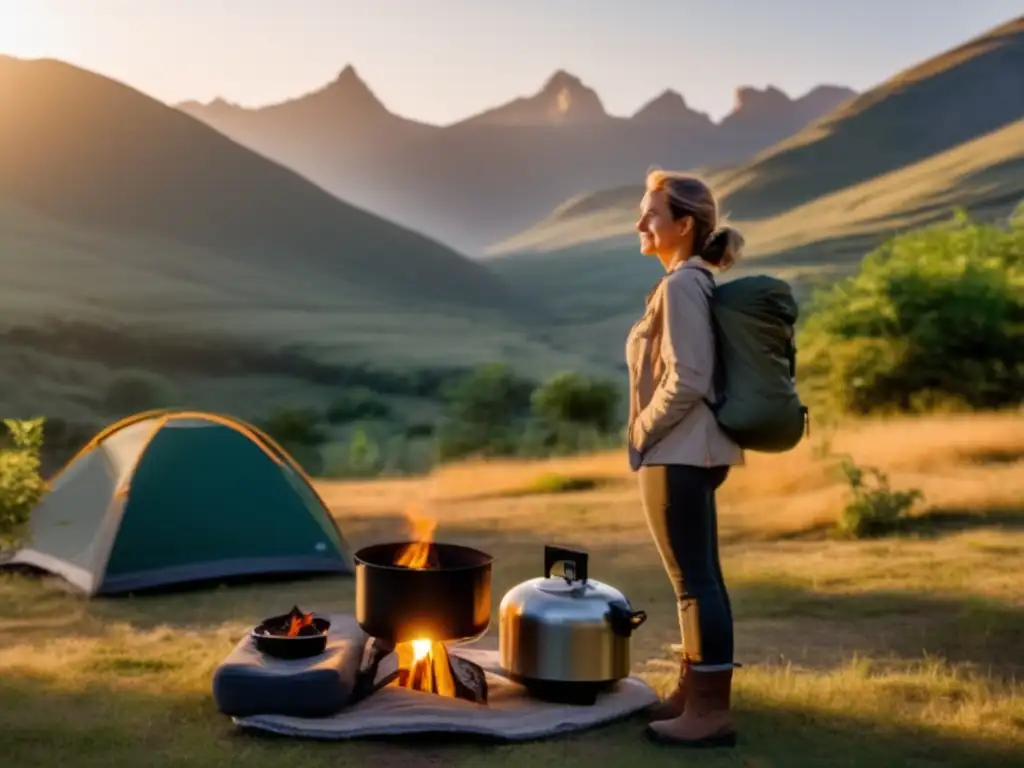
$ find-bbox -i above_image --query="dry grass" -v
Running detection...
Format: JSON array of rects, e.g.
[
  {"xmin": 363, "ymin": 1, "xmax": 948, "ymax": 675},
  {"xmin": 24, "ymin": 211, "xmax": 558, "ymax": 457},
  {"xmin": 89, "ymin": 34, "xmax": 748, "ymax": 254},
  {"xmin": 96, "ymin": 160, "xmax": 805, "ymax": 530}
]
[
  {"xmin": 2, "ymin": 412, "xmax": 1024, "ymax": 766},
  {"xmin": 320, "ymin": 410, "xmax": 1024, "ymax": 539}
]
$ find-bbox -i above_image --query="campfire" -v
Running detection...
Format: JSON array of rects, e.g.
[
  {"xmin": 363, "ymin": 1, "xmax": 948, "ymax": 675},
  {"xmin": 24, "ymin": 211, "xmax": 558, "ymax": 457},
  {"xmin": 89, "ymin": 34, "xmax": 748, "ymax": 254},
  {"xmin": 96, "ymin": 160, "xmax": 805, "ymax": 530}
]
[
  {"xmin": 381, "ymin": 507, "xmax": 488, "ymax": 703},
  {"xmin": 255, "ymin": 605, "xmax": 324, "ymax": 638},
  {"xmin": 285, "ymin": 608, "xmax": 317, "ymax": 637},
  {"xmin": 251, "ymin": 606, "xmax": 331, "ymax": 660},
  {"xmin": 393, "ymin": 509, "xmax": 438, "ymax": 570}
]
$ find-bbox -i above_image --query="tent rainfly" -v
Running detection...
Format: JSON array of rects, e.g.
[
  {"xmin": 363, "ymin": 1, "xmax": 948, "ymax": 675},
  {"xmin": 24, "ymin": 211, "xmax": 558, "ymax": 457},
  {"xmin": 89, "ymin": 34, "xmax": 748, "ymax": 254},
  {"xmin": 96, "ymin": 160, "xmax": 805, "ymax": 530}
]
[{"xmin": 6, "ymin": 410, "xmax": 353, "ymax": 596}]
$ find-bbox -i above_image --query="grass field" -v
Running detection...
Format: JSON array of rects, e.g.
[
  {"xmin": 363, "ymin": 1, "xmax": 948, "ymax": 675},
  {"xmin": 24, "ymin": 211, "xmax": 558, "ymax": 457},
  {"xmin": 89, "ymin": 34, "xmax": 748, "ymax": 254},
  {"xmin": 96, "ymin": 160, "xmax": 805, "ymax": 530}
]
[
  {"xmin": 2, "ymin": 411, "xmax": 1023, "ymax": 767},
  {"xmin": 0, "ymin": 194, "xmax": 595, "ymax": 423},
  {"xmin": 0, "ymin": 191, "xmax": 611, "ymax": 431}
]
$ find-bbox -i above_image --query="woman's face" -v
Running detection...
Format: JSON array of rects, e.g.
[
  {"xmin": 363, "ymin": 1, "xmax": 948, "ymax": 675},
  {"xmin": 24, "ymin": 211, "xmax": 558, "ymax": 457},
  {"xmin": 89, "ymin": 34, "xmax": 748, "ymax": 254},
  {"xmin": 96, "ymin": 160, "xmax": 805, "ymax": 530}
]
[{"xmin": 636, "ymin": 189, "xmax": 690, "ymax": 259}]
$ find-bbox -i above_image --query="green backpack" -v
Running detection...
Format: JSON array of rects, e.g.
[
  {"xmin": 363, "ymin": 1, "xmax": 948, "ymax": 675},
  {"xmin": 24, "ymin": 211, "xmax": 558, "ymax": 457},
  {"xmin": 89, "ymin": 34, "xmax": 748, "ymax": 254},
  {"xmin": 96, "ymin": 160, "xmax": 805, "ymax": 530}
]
[{"xmin": 698, "ymin": 269, "xmax": 809, "ymax": 453}]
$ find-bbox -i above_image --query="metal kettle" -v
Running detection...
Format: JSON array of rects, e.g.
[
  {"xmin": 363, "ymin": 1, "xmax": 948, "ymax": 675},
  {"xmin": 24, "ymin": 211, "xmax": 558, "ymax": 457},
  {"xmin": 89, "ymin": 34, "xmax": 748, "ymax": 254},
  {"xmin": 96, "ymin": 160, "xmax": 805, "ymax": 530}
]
[{"xmin": 498, "ymin": 545, "xmax": 647, "ymax": 704}]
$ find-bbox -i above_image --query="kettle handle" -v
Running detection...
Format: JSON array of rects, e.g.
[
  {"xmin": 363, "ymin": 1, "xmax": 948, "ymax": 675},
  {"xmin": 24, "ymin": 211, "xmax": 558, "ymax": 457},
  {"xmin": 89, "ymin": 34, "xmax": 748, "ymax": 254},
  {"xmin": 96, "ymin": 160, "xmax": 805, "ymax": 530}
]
[
  {"xmin": 608, "ymin": 599, "xmax": 647, "ymax": 637},
  {"xmin": 544, "ymin": 545, "xmax": 589, "ymax": 583}
]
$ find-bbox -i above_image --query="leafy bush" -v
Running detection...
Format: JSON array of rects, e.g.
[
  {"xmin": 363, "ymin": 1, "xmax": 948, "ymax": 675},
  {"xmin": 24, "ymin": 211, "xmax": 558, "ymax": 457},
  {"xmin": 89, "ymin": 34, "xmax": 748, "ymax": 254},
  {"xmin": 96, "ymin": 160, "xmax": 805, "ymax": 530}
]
[
  {"xmin": 346, "ymin": 427, "xmax": 383, "ymax": 477},
  {"xmin": 258, "ymin": 408, "xmax": 326, "ymax": 447},
  {"xmin": 404, "ymin": 422, "xmax": 436, "ymax": 439},
  {"xmin": 0, "ymin": 418, "xmax": 47, "ymax": 547},
  {"xmin": 530, "ymin": 372, "xmax": 620, "ymax": 433},
  {"xmin": 435, "ymin": 365, "xmax": 624, "ymax": 461},
  {"xmin": 436, "ymin": 363, "xmax": 534, "ymax": 460},
  {"xmin": 835, "ymin": 457, "xmax": 924, "ymax": 539},
  {"xmin": 798, "ymin": 211, "xmax": 1024, "ymax": 414},
  {"xmin": 325, "ymin": 389, "xmax": 393, "ymax": 424},
  {"xmin": 103, "ymin": 370, "xmax": 182, "ymax": 413},
  {"xmin": 517, "ymin": 419, "xmax": 618, "ymax": 458},
  {"xmin": 320, "ymin": 426, "xmax": 407, "ymax": 478}
]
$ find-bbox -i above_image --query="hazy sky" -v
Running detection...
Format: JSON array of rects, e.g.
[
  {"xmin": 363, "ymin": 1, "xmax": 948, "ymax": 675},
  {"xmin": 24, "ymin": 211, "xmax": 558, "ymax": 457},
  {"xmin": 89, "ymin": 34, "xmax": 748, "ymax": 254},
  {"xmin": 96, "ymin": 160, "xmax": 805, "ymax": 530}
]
[{"xmin": 1, "ymin": 1, "xmax": 1020, "ymax": 123}]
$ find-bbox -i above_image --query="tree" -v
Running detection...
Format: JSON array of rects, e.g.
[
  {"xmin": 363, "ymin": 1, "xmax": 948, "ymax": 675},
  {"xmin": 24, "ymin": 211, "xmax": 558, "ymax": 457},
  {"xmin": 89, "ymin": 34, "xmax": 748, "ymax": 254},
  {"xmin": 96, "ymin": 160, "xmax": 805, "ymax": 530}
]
[
  {"xmin": 436, "ymin": 363, "xmax": 534, "ymax": 460},
  {"xmin": 259, "ymin": 408, "xmax": 326, "ymax": 447},
  {"xmin": 325, "ymin": 388, "xmax": 392, "ymax": 424},
  {"xmin": 798, "ymin": 210, "xmax": 1024, "ymax": 414},
  {"xmin": 347, "ymin": 427, "xmax": 383, "ymax": 477},
  {"xmin": 531, "ymin": 371, "xmax": 620, "ymax": 433}
]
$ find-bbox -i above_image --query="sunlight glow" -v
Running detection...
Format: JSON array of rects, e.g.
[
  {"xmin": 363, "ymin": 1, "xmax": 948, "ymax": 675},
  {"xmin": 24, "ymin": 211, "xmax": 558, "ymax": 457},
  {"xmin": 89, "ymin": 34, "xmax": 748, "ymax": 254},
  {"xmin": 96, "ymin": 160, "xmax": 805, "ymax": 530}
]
[{"xmin": 0, "ymin": 2, "xmax": 48, "ymax": 56}]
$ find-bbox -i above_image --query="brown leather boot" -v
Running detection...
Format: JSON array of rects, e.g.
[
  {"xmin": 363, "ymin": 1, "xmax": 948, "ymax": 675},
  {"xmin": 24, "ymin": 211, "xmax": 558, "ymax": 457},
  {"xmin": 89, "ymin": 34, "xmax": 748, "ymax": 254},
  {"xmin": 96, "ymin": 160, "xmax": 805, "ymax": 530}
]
[
  {"xmin": 646, "ymin": 656, "xmax": 691, "ymax": 722},
  {"xmin": 645, "ymin": 667, "xmax": 736, "ymax": 748}
]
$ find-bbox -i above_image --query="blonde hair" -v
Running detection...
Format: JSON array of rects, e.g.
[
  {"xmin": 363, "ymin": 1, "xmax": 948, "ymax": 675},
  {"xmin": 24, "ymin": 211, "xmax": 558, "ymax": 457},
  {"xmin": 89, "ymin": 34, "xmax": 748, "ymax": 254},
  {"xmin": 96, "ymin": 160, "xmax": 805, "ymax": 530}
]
[{"xmin": 645, "ymin": 168, "xmax": 744, "ymax": 270}]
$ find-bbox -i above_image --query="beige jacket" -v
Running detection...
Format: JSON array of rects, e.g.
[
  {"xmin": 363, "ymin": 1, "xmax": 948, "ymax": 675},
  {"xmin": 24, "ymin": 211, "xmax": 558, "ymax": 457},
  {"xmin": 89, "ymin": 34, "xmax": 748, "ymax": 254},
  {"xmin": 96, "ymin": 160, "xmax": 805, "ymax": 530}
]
[{"xmin": 625, "ymin": 257, "xmax": 744, "ymax": 471}]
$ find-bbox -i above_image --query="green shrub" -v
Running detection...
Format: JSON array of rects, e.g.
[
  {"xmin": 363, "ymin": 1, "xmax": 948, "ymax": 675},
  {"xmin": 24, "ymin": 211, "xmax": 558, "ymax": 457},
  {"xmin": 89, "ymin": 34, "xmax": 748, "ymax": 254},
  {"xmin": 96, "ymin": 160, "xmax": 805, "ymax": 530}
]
[
  {"xmin": 517, "ymin": 419, "xmax": 619, "ymax": 458},
  {"xmin": 404, "ymin": 422, "xmax": 436, "ymax": 439},
  {"xmin": 835, "ymin": 457, "xmax": 924, "ymax": 539},
  {"xmin": 258, "ymin": 407, "xmax": 326, "ymax": 447},
  {"xmin": 0, "ymin": 417, "xmax": 47, "ymax": 547},
  {"xmin": 530, "ymin": 372, "xmax": 620, "ymax": 433},
  {"xmin": 431, "ymin": 365, "xmax": 626, "ymax": 462},
  {"xmin": 346, "ymin": 427, "xmax": 383, "ymax": 477},
  {"xmin": 319, "ymin": 427, "xmax": 395, "ymax": 478},
  {"xmin": 103, "ymin": 369, "xmax": 182, "ymax": 413},
  {"xmin": 325, "ymin": 389, "xmax": 393, "ymax": 424},
  {"xmin": 436, "ymin": 363, "xmax": 534, "ymax": 460},
  {"xmin": 798, "ymin": 211, "xmax": 1024, "ymax": 415}
]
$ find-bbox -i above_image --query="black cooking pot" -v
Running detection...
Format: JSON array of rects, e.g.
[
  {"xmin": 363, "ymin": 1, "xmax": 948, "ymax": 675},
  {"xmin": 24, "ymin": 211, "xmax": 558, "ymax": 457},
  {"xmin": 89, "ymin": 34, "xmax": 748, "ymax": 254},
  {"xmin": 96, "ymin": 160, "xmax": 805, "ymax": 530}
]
[{"xmin": 354, "ymin": 541, "xmax": 493, "ymax": 643}]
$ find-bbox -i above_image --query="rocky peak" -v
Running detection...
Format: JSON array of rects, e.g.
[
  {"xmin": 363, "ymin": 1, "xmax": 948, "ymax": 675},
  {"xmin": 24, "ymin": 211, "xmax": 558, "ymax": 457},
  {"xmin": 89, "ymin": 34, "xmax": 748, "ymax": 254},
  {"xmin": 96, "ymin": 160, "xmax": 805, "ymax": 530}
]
[
  {"xmin": 319, "ymin": 64, "xmax": 383, "ymax": 109},
  {"xmin": 631, "ymin": 89, "xmax": 713, "ymax": 127},
  {"xmin": 731, "ymin": 85, "xmax": 792, "ymax": 115},
  {"xmin": 535, "ymin": 69, "xmax": 607, "ymax": 123}
]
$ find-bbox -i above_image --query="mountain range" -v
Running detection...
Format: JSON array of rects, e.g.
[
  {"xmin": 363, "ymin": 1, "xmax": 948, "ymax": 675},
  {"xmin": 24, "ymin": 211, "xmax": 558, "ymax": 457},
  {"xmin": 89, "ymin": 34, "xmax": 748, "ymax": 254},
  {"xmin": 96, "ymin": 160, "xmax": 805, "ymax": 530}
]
[
  {"xmin": 179, "ymin": 69, "xmax": 856, "ymax": 252},
  {"xmin": 0, "ymin": 54, "xmax": 596, "ymax": 425}
]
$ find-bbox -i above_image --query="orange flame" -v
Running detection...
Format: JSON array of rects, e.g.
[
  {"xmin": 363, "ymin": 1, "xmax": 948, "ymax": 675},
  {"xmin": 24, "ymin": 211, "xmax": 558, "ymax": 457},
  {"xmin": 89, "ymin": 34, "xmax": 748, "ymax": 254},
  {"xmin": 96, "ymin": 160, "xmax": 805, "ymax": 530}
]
[
  {"xmin": 394, "ymin": 637, "xmax": 456, "ymax": 697},
  {"xmin": 394, "ymin": 504, "xmax": 437, "ymax": 569},
  {"xmin": 286, "ymin": 611, "xmax": 314, "ymax": 637}
]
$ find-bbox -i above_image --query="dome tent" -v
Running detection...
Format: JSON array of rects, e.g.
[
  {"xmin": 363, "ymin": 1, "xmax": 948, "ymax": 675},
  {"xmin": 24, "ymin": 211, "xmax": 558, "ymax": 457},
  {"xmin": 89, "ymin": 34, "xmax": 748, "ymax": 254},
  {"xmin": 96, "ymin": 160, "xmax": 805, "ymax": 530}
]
[{"xmin": 7, "ymin": 410, "xmax": 353, "ymax": 596}]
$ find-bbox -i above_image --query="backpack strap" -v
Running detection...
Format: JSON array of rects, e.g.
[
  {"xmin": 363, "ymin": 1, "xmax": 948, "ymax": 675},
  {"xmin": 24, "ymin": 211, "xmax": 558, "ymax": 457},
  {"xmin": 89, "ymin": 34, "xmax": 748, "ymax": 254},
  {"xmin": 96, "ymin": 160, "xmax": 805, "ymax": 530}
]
[{"xmin": 690, "ymin": 266, "xmax": 725, "ymax": 413}]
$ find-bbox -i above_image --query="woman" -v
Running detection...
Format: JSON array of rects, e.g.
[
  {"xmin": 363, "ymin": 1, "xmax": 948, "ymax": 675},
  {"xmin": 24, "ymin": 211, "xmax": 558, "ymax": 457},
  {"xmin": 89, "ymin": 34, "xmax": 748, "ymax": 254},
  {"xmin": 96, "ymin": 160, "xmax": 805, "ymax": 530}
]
[{"xmin": 626, "ymin": 169, "xmax": 745, "ymax": 748}]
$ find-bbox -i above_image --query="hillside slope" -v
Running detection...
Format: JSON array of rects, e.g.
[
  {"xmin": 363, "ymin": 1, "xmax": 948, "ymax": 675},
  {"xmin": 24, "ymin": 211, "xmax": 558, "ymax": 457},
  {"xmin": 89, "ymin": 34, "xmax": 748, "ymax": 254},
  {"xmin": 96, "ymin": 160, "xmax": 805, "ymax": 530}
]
[
  {"xmin": 0, "ymin": 56, "xmax": 598, "ymax": 423},
  {"xmin": 180, "ymin": 69, "xmax": 854, "ymax": 253},
  {"xmin": 713, "ymin": 14, "xmax": 1024, "ymax": 218},
  {"xmin": 0, "ymin": 56, "xmax": 519, "ymax": 312}
]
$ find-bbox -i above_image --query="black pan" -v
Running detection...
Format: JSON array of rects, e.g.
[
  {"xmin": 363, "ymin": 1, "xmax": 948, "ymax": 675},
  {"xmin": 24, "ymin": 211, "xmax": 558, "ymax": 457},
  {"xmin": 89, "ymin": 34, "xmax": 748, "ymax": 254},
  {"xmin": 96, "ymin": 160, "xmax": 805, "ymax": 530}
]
[
  {"xmin": 252, "ymin": 609, "xmax": 331, "ymax": 659},
  {"xmin": 354, "ymin": 541, "xmax": 493, "ymax": 644}
]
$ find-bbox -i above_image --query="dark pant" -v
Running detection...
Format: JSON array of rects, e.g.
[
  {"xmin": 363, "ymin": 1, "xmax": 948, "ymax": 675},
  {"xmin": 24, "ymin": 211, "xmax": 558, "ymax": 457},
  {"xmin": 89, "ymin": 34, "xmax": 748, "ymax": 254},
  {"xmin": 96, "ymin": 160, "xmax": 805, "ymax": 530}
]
[{"xmin": 638, "ymin": 464, "xmax": 732, "ymax": 666}]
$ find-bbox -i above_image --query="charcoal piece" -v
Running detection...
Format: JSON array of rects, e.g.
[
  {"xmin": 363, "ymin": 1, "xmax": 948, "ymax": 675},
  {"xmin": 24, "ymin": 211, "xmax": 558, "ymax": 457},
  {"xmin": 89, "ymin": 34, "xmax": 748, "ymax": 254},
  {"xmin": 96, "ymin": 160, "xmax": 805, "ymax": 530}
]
[
  {"xmin": 349, "ymin": 637, "xmax": 398, "ymax": 704},
  {"xmin": 448, "ymin": 652, "xmax": 488, "ymax": 704}
]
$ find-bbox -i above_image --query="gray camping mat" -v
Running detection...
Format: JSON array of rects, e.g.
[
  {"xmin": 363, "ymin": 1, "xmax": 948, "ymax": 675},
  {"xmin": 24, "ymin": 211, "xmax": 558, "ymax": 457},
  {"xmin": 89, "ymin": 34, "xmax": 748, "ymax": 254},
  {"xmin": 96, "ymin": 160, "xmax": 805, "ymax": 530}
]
[{"xmin": 233, "ymin": 614, "xmax": 658, "ymax": 742}]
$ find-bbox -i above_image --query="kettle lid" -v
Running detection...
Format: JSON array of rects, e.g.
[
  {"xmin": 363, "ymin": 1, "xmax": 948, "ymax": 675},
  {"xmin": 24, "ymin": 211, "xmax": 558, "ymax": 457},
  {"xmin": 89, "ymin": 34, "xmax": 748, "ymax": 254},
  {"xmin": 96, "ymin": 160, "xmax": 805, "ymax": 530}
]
[
  {"xmin": 536, "ymin": 545, "xmax": 625, "ymax": 601},
  {"xmin": 543, "ymin": 544, "xmax": 590, "ymax": 583}
]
